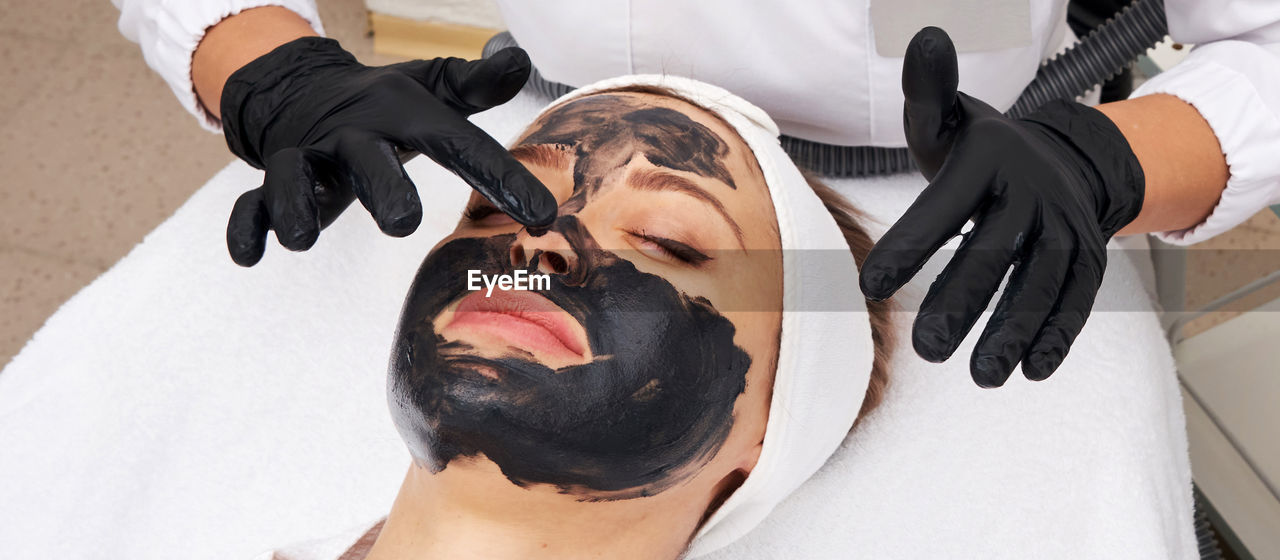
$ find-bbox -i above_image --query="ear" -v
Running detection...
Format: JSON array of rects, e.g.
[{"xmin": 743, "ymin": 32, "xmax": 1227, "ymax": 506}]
[
  {"xmin": 734, "ymin": 437, "xmax": 765, "ymax": 474},
  {"xmin": 699, "ymin": 438, "xmax": 765, "ymax": 526}
]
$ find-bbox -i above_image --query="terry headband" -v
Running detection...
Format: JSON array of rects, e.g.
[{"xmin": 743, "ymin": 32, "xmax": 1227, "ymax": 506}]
[{"xmin": 533, "ymin": 75, "xmax": 876, "ymax": 557}]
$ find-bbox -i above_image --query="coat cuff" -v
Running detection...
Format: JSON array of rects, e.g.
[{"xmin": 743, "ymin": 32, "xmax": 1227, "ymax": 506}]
[
  {"xmin": 135, "ymin": 0, "xmax": 325, "ymax": 132},
  {"xmin": 1130, "ymin": 41, "xmax": 1280, "ymax": 245}
]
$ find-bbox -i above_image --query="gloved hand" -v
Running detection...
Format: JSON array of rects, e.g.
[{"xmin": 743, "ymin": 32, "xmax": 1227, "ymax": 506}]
[
  {"xmin": 220, "ymin": 37, "xmax": 557, "ymax": 266},
  {"xmin": 859, "ymin": 27, "xmax": 1145, "ymax": 387}
]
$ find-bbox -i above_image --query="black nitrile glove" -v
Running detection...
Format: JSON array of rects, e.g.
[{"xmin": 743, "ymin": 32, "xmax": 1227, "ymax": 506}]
[
  {"xmin": 220, "ymin": 37, "xmax": 557, "ymax": 266},
  {"xmin": 859, "ymin": 27, "xmax": 1145, "ymax": 387}
]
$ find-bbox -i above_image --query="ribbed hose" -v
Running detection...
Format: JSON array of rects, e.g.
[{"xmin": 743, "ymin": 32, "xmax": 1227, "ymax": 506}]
[
  {"xmin": 1008, "ymin": 0, "xmax": 1169, "ymax": 118},
  {"xmin": 1193, "ymin": 488, "xmax": 1226, "ymax": 560},
  {"xmin": 484, "ymin": 0, "xmax": 1167, "ymax": 177}
]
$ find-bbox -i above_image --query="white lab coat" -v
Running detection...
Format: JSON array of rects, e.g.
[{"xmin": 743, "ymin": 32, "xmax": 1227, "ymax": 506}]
[{"xmin": 113, "ymin": 0, "xmax": 1280, "ymax": 245}]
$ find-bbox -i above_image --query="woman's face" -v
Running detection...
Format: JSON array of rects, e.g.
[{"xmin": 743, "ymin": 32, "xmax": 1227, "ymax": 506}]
[{"xmin": 387, "ymin": 91, "xmax": 783, "ymax": 502}]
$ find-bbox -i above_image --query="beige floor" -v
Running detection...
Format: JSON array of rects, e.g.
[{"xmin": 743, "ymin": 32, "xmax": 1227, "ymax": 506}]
[
  {"xmin": 0, "ymin": 0, "xmax": 406, "ymax": 366},
  {"xmin": 1, "ymin": 1, "xmax": 1279, "ymax": 367}
]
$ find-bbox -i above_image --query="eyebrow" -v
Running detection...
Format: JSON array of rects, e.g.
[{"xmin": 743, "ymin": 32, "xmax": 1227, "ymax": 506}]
[
  {"xmin": 626, "ymin": 167, "xmax": 745, "ymax": 248},
  {"xmin": 509, "ymin": 143, "xmax": 572, "ymax": 169}
]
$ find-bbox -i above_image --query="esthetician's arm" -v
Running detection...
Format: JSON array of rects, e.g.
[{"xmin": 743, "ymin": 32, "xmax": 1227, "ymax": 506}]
[
  {"xmin": 191, "ymin": 7, "xmax": 556, "ymax": 266},
  {"xmin": 191, "ymin": 6, "xmax": 317, "ymax": 119},
  {"xmin": 1098, "ymin": 94, "xmax": 1227, "ymax": 237}
]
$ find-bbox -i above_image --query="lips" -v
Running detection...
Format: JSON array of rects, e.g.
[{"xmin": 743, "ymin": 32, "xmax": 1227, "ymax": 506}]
[{"xmin": 446, "ymin": 289, "xmax": 588, "ymax": 360}]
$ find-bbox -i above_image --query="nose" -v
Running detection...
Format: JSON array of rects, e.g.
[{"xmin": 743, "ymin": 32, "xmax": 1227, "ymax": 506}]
[{"xmin": 510, "ymin": 227, "xmax": 579, "ymax": 277}]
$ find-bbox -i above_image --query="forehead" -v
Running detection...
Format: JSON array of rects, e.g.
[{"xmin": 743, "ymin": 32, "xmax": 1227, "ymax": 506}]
[{"xmin": 517, "ymin": 91, "xmax": 764, "ymax": 187}]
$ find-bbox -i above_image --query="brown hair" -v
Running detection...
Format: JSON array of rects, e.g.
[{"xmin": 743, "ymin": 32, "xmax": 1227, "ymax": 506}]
[{"xmin": 573, "ymin": 85, "xmax": 895, "ymax": 427}]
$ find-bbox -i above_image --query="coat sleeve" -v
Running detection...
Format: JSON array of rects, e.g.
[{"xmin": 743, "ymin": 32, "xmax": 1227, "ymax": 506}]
[
  {"xmin": 112, "ymin": 0, "xmax": 325, "ymax": 132},
  {"xmin": 1130, "ymin": 1, "xmax": 1280, "ymax": 244}
]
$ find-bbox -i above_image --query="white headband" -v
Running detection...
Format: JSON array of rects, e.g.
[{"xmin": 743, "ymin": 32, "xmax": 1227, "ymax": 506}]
[{"xmin": 533, "ymin": 75, "xmax": 875, "ymax": 557}]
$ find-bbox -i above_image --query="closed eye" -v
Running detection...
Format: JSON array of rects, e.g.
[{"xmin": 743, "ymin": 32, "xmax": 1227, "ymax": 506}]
[
  {"xmin": 627, "ymin": 229, "xmax": 712, "ymax": 266},
  {"xmin": 626, "ymin": 168, "xmax": 744, "ymax": 250},
  {"xmin": 464, "ymin": 201, "xmax": 516, "ymax": 226}
]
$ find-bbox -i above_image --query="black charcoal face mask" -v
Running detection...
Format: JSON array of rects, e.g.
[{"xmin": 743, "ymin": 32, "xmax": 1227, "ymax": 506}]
[{"xmin": 387, "ymin": 93, "xmax": 753, "ymax": 500}]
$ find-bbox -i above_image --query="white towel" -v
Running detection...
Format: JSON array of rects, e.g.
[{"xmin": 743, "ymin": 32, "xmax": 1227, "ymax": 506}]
[{"xmin": 0, "ymin": 89, "xmax": 1195, "ymax": 559}]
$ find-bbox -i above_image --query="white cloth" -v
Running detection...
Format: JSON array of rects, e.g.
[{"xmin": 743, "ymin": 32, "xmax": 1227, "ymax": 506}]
[
  {"xmin": 0, "ymin": 87, "xmax": 1194, "ymax": 559},
  {"xmin": 538, "ymin": 75, "xmax": 874, "ymax": 556}
]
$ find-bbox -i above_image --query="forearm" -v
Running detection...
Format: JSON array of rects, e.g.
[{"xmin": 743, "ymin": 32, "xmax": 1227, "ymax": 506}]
[
  {"xmin": 1096, "ymin": 94, "xmax": 1229, "ymax": 236},
  {"xmin": 191, "ymin": 6, "xmax": 318, "ymax": 119}
]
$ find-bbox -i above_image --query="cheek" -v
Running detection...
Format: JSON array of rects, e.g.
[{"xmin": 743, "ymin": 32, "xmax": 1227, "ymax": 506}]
[
  {"xmin": 715, "ymin": 250, "xmax": 782, "ymax": 308},
  {"xmin": 659, "ymin": 250, "xmax": 781, "ymax": 320},
  {"xmin": 716, "ymin": 268, "xmax": 782, "ymax": 439},
  {"xmin": 714, "ymin": 311, "xmax": 780, "ymax": 455},
  {"xmin": 725, "ymin": 310, "xmax": 781, "ymax": 389}
]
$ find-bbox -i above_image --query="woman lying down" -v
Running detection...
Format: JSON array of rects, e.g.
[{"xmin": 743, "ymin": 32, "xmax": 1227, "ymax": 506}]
[{"xmin": 259, "ymin": 76, "xmax": 894, "ymax": 560}]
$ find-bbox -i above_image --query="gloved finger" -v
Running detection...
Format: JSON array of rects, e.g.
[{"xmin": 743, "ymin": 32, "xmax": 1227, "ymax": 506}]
[
  {"xmin": 1020, "ymin": 251, "xmax": 1106, "ymax": 381},
  {"xmin": 227, "ymin": 187, "xmax": 270, "ymax": 267},
  {"xmin": 911, "ymin": 189, "xmax": 1033, "ymax": 364},
  {"xmin": 396, "ymin": 46, "xmax": 532, "ymax": 116},
  {"xmin": 262, "ymin": 147, "xmax": 324, "ymax": 251},
  {"xmin": 393, "ymin": 99, "xmax": 556, "ymax": 229},
  {"xmin": 968, "ymin": 235, "xmax": 1071, "ymax": 387},
  {"xmin": 902, "ymin": 26, "xmax": 959, "ymax": 179},
  {"xmin": 860, "ymin": 139, "xmax": 996, "ymax": 301},
  {"xmin": 330, "ymin": 130, "xmax": 423, "ymax": 237}
]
